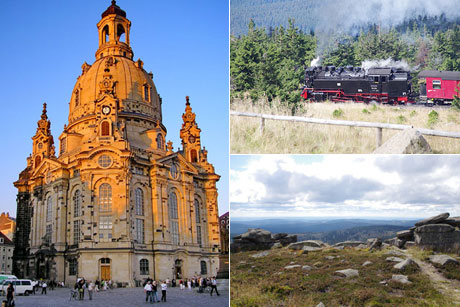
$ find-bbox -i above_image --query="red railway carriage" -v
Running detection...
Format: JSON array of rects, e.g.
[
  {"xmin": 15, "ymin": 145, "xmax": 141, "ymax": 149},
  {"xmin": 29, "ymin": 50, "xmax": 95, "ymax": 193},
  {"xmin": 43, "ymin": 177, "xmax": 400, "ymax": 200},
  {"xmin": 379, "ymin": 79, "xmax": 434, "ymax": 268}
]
[{"xmin": 418, "ymin": 70, "xmax": 460, "ymax": 104}]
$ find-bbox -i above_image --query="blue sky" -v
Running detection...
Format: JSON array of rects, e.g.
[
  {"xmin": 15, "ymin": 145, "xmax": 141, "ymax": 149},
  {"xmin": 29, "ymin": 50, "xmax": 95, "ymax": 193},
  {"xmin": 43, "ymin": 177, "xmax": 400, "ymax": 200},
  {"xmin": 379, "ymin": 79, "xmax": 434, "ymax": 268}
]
[{"xmin": 0, "ymin": 0, "xmax": 229, "ymax": 216}]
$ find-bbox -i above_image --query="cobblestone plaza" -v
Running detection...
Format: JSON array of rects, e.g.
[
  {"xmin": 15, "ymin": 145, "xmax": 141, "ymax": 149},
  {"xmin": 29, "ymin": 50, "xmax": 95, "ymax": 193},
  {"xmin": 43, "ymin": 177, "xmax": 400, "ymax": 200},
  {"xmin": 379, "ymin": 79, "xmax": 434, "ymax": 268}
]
[{"xmin": 7, "ymin": 287, "xmax": 228, "ymax": 307}]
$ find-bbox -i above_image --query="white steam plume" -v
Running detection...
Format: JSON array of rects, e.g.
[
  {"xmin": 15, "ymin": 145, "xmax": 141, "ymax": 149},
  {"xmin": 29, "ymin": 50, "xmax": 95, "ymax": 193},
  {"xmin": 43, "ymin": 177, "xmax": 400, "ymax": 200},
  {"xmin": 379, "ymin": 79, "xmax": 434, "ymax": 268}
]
[
  {"xmin": 310, "ymin": 57, "xmax": 321, "ymax": 67},
  {"xmin": 361, "ymin": 58, "xmax": 412, "ymax": 72}
]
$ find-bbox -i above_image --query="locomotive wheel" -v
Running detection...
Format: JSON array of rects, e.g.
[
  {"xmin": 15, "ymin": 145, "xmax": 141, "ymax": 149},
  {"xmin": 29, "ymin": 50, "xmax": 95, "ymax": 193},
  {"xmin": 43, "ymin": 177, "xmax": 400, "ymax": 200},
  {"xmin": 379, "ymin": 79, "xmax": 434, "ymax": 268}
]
[{"xmin": 369, "ymin": 100, "xmax": 378, "ymax": 105}]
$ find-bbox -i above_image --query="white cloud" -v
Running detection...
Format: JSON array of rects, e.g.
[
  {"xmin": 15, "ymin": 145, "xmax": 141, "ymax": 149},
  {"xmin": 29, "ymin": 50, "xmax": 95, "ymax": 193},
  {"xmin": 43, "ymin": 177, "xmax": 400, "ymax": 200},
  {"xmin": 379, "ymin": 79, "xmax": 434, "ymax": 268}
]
[{"xmin": 230, "ymin": 155, "xmax": 460, "ymax": 218}]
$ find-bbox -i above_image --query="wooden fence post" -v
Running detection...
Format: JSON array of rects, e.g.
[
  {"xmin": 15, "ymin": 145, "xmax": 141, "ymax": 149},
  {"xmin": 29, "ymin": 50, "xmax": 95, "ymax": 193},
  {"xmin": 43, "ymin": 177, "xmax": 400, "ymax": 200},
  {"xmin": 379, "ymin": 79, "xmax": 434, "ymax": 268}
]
[
  {"xmin": 260, "ymin": 117, "xmax": 265, "ymax": 134},
  {"xmin": 376, "ymin": 127, "xmax": 382, "ymax": 148}
]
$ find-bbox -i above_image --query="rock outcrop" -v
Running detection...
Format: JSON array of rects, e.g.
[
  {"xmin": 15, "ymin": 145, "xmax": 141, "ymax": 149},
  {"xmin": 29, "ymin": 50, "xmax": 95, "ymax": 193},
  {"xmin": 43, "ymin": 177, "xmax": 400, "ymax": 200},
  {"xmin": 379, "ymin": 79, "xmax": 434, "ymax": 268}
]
[
  {"xmin": 392, "ymin": 274, "xmax": 411, "ymax": 284},
  {"xmin": 373, "ymin": 128, "xmax": 432, "ymax": 154},
  {"xmin": 428, "ymin": 255, "xmax": 459, "ymax": 267},
  {"xmin": 231, "ymin": 228, "xmax": 298, "ymax": 252},
  {"xmin": 288, "ymin": 240, "xmax": 327, "ymax": 250},
  {"xmin": 386, "ymin": 212, "xmax": 460, "ymax": 253},
  {"xmin": 394, "ymin": 258, "xmax": 419, "ymax": 271},
  {"xmin": 335, "ymin": 269, "xmax": 359, "ymax": 278},
  {"xmin": 333, "ymin": 241, "xmax": 365, "ymax": 248}
]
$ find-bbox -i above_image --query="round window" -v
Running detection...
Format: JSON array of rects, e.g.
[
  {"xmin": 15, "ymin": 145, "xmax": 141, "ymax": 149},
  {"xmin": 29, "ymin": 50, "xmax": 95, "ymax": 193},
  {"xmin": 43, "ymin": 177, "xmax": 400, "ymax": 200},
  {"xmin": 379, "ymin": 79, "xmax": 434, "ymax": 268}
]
[
  {"xmin": 98, "ymin": 155, "xmax": 112, "ymax": 168},
  {"xmin": 170, "ymin": 163, "xmax": 179, "ymax": 179}
]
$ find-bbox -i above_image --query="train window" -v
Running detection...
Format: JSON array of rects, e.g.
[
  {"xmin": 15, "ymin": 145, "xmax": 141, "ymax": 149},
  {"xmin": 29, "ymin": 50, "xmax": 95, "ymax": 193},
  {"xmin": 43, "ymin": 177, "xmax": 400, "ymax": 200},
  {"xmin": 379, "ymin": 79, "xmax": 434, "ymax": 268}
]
[
  {"xmin": 381, "ymin": 76, "xmax": 386, "ymax": 82},
  {"xmin": 432, "ymin": 80, "xmax": 441, "ymax": 89},
  {"xmin": 374, "ymin": 76, "xmax": 379, "ymax": 82}
]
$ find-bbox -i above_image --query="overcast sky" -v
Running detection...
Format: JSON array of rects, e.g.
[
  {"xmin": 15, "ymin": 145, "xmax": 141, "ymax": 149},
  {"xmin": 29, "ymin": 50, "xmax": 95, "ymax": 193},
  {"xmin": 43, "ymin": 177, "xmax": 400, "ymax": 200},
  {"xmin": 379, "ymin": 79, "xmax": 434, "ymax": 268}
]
[{"xmin": 231, "ymin": 155, "xmax": 460, "ymax": 219}]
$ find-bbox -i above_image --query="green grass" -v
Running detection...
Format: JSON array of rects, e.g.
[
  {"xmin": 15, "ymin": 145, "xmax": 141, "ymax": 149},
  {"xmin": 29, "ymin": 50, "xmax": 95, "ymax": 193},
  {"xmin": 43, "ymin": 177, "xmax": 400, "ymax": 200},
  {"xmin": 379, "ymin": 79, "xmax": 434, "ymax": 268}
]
[
  {"xmin": 231, "ymin": 247, "xmax": 455, "ymax": 307},
  {"xmin": 333, "ymin": 108, "xmax": 344, "ymax": 118}
]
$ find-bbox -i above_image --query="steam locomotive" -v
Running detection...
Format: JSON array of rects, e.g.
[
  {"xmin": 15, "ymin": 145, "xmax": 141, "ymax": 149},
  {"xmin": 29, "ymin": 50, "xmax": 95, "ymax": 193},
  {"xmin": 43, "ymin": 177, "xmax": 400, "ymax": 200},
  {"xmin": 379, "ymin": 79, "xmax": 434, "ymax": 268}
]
[{"xmin": 301, "ymin": 66, "xmax": 414, "ymax": 104}]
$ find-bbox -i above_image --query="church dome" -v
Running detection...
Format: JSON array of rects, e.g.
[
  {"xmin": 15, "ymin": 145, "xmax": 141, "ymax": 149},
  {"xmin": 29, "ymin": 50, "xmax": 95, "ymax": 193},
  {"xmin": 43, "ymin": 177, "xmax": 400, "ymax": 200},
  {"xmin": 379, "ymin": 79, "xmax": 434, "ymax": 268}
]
[
  {"xmin": 68, "ymin": 55, "xmax": 161, "ymax": 125},
  {"xmin": 67, "ymin": 1, "xmax": 162, "ymax": 128}
]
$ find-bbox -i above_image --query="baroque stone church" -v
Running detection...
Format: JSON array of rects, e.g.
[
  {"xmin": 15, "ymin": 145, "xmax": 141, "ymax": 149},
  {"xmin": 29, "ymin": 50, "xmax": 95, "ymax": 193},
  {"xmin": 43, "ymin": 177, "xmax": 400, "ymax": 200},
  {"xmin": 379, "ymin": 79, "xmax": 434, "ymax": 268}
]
[{"xmin": 13, "ymin": 1, "xmax": 221, "ymax": 285}]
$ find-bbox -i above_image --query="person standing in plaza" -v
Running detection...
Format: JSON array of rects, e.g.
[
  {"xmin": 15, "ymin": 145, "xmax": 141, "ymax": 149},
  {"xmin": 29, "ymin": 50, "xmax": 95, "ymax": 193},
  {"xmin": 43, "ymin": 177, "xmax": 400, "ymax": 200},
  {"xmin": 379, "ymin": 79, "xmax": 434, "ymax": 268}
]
[
  {"xmin": 41, "ymin": 281, "xmax": 47, "ymax": 295},
  {"xmin": 210, "ymin": 276, "xmax": 220, "ymax": 296},
  {"xmin": 144, "ymin": 280, "xmax": 152, "ymax": 303},
  {"xmin": 151, "ymin": 280, "xmax": 159, "ymax": 303},
  {"xmin": 6, "ymin": 282, "xmax": 14, "ymax": 307},
  {"xmin": 88, "ymin": 281, "xmax": 95, "ymax": 300},
  {"xmin": 78, "ymin": 278, "xmax": 85, "ymax": 300},
  {"xmin": 160, "ymin": 280, "xmax": 167, "ymax": 302}
]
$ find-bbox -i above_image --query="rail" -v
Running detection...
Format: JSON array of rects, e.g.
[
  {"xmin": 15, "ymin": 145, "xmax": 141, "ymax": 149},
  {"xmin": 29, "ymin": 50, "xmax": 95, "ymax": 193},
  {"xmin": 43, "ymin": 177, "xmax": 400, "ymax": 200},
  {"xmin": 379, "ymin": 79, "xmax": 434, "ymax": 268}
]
[{"xmin": 230, "ymin": 111, "xmax": 460, "ymax": 148}]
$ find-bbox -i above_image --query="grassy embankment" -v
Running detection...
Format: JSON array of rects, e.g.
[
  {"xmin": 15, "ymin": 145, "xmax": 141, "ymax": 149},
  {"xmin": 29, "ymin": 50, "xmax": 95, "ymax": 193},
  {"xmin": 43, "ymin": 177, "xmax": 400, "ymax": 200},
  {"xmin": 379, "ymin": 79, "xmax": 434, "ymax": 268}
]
[
  {"xmin": 230, "ymin": 98, "xmax": 460, "ymax": 154},
  {"xmin": 231, "ymin": 246, "xmax": 456, "ymax": 307}
]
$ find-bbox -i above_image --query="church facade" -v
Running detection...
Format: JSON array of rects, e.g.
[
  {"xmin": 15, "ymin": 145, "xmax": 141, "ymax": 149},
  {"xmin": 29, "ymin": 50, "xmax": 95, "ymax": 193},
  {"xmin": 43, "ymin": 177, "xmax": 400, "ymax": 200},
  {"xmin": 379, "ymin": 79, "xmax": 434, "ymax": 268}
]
[{"xmin": 13, "ymin": 1, "xmax": 221, "ymax": 286}]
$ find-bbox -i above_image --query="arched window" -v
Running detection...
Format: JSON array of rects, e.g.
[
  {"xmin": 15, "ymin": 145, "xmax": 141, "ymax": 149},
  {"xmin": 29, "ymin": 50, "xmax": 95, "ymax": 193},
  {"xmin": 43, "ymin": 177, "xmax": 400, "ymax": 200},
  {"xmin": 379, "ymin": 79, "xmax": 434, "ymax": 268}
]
[
  {"xmin": 99, "ymin": 183, "xmax": 112, "ymax": 212},
  {"xmin": 101, "ymin": 121, "xmax": 110, "ymax": 136},
  {"xmin": 140, "ymin": 259, "xmax": 149, "ymax": 275},
  {"xmin": 156, "ymin": 134, "xmax": 163, "ymax": 150},
  {"xmin": 74, "ymin": 190, "xmax": 81, "ymax": 217},
  {"xmin": 190, "ymin": 149, "xmax": 198, "ymax": 162},
  {"xmin": 169, "ymin": 192, "xmax": 178, "ymax": 219},
  {"xmin": 46, "ymin": 196, "xmax": 52, "ymax": 222},
  {"xmin": 168, "ymin": 192, "xmax": 179, "ymax": 244},
  {"xmin": 195, "ymin": 199, "xmax": 202, "ymax": 245},
  {"xmin": 200, "ymin": 261, "xmax": 207, "ymax": 275},
  {"xmin": 73, "ymin": 220, "xmax": 81, "ymax": 245},
  {"xmin": 35, "ymin": 155, "xmax": 41, "ymax": 167},
  {"xmin": 75, "ymin": 89, "xmax": 79, "ymax": 106},
  {"xmin": 135, "ymin": 188, "xmax": 144, "ymax": 216},
  {"xmin": 103, "ymin": 25, "xmax": 110, "ymax": 43},
  {"xmin": 144, "ymin": 85, "xmax": 150, "ymax": 102},
  {"xmin": 194, "ymin": 199, "xmax": 200, "ymax": 223},
  {"xmin": 117, "ymin": 24, "xmax": 125, "ymax": 42},
  {"xmin": 69, "ymin": 259, "xmax": 78, "ymax": 276}
]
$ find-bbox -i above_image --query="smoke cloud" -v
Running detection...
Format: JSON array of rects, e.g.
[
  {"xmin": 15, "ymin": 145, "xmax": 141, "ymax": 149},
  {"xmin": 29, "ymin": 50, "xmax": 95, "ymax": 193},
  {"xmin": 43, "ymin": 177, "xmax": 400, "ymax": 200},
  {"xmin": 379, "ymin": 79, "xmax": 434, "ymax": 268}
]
[
  {"xmin": 361, "ymin": 58, "xmax": 411, "ymax": 72},
  {"xmin": 315, "ymin": 0, "xmax": 460, "ymax": 34},
  {"xmin": 231, "ymin": 0, "xmax": 460, "ymax": 36},
  {"xmin": 310, "ymin": 57, "xmax": 321, "ymax": 67}
]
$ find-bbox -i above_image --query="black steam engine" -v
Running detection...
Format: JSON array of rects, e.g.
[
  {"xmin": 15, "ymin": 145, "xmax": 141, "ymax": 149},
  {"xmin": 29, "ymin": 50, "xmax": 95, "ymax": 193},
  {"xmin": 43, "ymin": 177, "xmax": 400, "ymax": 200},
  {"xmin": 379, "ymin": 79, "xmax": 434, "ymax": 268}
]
[{"xmin": 302, "ymin": 66, "xmax": 414, "ymax": 104}]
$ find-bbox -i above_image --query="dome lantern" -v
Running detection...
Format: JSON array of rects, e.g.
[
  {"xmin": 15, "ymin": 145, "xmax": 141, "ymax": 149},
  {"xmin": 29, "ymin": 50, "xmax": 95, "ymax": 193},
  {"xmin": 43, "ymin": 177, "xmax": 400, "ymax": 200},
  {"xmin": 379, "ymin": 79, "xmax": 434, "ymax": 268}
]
[{"xmin": 96, "ymin": 1, "xmax": 133, "ymax": 60}]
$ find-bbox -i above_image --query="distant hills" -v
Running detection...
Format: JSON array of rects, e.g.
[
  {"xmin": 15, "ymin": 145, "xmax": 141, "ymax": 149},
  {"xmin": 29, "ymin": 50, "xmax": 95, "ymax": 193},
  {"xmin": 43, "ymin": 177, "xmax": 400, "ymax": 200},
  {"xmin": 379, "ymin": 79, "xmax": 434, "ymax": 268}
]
[{"xmin": 231, "ymin": 218, "xmax": 416, "ymax": 244}]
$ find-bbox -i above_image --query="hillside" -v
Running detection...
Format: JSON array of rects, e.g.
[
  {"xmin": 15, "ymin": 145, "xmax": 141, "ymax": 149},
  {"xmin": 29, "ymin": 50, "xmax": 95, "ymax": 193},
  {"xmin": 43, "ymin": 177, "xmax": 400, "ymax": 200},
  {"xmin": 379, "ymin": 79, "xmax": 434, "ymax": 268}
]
[{"xmin": 231, "ymin": 245, "xmax": 460, "ymax": 306}]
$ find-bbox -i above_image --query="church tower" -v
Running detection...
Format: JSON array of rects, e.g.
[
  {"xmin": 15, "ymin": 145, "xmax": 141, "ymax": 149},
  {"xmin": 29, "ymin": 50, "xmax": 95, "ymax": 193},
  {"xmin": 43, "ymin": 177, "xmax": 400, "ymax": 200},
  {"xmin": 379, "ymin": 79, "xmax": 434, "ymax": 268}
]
[
  {"xmin": 14, "ymin": 1, "xmax": 220, "ymax": 285},
  {"xmin": 31, "ymin": 103, "xmax": 55, "ymax": 169},
  {"xmin": 180, "ymin": 96, "xmax": 202, "ymax": 163}
]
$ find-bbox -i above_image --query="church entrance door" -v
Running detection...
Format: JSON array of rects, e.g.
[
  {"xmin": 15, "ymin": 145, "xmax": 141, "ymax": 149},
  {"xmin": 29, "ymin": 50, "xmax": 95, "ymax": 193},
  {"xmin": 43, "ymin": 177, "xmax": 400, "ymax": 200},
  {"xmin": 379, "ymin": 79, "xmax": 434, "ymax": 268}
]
[
  {"xmin": 101, "ymin": 266, "xmax": 111, "ymax": 280},
  {"xmin": 174, "ymin": 259, "xmax": 183, "ymax": 279},
  {"xmin": 100, "ymin": 258, "xmax": 111, "ymax": 280}
]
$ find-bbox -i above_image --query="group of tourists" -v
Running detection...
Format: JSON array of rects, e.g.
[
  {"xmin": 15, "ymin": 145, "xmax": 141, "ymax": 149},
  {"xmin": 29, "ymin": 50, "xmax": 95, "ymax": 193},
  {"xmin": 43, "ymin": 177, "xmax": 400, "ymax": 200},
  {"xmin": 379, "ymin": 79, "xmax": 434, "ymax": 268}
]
[
  {"xmin": 176, "ymin": 276, "xmax": 220, "ymax": 296},
  {"xmin": 142, "ymin": 276, "xmax": 220, "ymax": 303},
  {"xmin": 143, "ymin": 279, "xmax": 166, "ymax": 303},
  {"xmin": 70, "ymin": 278, "xmax": 113, "ymax": 300}
]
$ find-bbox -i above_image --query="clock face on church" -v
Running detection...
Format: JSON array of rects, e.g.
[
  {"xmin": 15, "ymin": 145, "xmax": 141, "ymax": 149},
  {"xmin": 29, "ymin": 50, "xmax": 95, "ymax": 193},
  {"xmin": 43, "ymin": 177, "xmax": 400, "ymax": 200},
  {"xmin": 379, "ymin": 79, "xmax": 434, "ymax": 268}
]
[
  {"xmin": 102, "ymin": 106, "xmax": 111, "ymax": 115},
  {"xmin": 188, "ymin": 135, "xmax": 196, "ymax": 143}
]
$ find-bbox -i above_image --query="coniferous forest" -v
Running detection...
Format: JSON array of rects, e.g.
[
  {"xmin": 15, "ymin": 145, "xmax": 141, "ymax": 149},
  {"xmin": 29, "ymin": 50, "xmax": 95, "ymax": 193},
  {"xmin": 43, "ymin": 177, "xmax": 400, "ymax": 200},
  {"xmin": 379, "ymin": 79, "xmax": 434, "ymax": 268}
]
[{"xmin": 230, "ymin": 15, "xmax": 460, "ymax": 106}]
